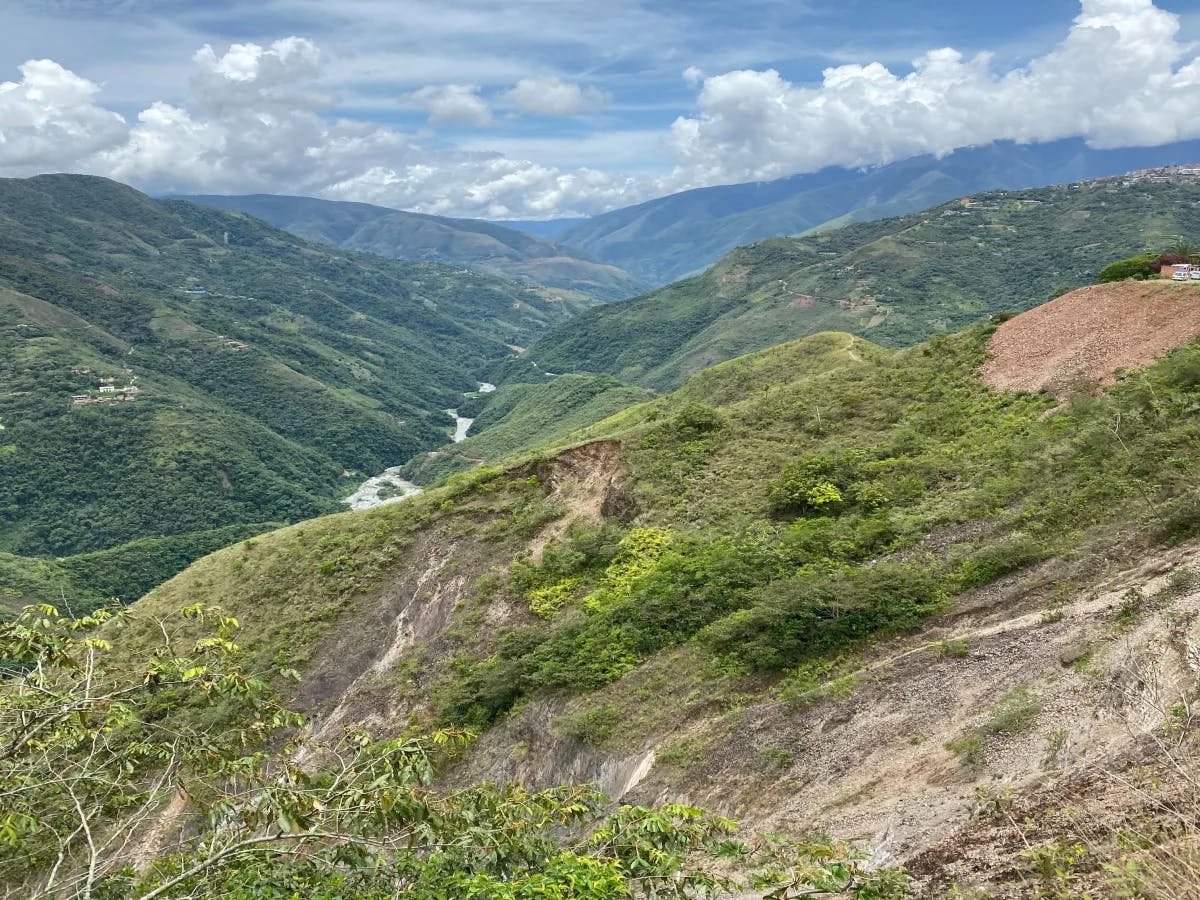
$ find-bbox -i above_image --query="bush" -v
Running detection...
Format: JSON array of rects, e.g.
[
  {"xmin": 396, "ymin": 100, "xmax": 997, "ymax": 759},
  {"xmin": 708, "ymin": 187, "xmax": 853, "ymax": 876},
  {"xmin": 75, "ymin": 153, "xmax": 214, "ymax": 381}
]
[{"xmin": 1098, "ymin": 252, "xmax": 1157, "ymax": 283}]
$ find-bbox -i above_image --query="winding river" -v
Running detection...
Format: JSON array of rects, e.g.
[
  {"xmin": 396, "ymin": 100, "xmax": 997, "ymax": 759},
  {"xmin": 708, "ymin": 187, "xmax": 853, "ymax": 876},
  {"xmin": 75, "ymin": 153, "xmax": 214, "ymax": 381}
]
[{"xmin": 342, "ymin": 382, "xmax": 496, "ymax": 510}]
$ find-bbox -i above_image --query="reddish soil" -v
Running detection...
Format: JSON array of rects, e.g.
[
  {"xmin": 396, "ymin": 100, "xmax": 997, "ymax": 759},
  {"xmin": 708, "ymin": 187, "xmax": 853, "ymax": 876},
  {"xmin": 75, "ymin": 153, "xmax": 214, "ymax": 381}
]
[{"xmin": 980, "ymin": 281, "xmax": 1200, "ymax": 395}]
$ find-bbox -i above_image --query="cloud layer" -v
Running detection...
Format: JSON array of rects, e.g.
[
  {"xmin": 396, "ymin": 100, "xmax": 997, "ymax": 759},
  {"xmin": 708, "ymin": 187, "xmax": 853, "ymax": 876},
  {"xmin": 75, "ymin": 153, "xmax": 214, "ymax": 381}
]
[
  {"xmin": 2, "ymin": 1, "xmax": 1199, "ymax": 217},
  {"xmin": 670, "ymin": 0, "xmax": 1200, "ymax": 183}
]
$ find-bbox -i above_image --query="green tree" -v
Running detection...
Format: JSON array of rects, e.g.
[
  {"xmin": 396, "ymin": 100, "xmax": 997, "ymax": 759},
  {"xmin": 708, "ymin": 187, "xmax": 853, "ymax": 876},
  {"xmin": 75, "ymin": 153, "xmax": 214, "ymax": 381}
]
[{"xmin": 0, "ymin": 604, "xmax": 907, "ymax": 898}]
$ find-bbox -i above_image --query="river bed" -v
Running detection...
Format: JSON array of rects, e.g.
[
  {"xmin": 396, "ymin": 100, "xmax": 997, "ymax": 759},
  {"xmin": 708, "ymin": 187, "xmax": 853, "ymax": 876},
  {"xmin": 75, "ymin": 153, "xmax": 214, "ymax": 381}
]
[
  {"xmin": 343, "ymin": 382, "xmax": 491, "ymax": 510},
  {"xmin": 342, "ymin": 467, "xmax": 422, "ymax": 511}
]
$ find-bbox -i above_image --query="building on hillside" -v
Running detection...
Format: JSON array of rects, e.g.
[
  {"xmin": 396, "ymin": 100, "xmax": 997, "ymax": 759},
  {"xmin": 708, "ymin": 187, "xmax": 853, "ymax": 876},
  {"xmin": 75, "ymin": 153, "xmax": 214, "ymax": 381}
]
[{"xmin": 1161, "ymin": 264, "xmax": 1193, "ymax": 279}]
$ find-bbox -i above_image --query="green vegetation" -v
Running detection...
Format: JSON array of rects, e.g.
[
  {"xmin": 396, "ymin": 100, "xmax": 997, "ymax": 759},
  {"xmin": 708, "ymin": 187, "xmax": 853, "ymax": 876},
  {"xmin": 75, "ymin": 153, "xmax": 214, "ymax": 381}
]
[
  {"xmin": 1098, "ymin": 251, "xmax": 1158, "ymax": 282},
  {"xmin": 403, "ymin": 373, "xmax": 652, "ymax": 483},
  {"xmin": 0, "ymin": 523, "xmax": 275, "ymax": 617},
  {"xmin": 0, "ymin": 604, "xmax": 910, "ymax": 898},
  {"xmin": 178, "ymin": 192, "xmax": 649, "ymax": 300},
  {"xmin": 114, "ymin": 317, "xmax": 1200, "ymax": 767},
  {"xmin": 533, "ymin": 178, "xmax": 1200, "ymax": 389},
  {"xmin": 0, "ymin": 174, "xmax": 597, "ymax": 560}
]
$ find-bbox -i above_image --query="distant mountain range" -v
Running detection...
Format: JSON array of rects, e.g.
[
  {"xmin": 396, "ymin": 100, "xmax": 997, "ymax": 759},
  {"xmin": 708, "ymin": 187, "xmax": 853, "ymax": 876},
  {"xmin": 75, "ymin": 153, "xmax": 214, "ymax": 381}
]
[
  {"xmin": 174, "ymin": 194, "xmax": 648, "ymax": 301},
  {"xmin": 551, "ymin": 139, "xmax": 1200, "ymax": 285},
  {"xmin": 531, "ymin": 171, "xmax": 1200, "ymax": 389}
]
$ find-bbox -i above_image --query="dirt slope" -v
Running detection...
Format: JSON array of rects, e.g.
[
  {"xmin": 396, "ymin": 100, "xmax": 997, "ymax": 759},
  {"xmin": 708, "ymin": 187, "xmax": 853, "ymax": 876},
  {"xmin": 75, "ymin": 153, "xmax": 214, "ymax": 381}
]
[{"xmin": 980, "ymin": 281, "xmax": 1200, "ymax": 395}]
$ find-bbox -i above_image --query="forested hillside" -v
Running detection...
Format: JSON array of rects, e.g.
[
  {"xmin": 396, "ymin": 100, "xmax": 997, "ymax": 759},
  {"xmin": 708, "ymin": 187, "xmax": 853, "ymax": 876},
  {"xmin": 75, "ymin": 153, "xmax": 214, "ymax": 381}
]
[
  {"xmin": 533, "ymin": 174, "xmax": 1200, "ymax": 388},
  {"xmin": 0, "ymin": 175, "xmax": 590, "ymax": 569}
]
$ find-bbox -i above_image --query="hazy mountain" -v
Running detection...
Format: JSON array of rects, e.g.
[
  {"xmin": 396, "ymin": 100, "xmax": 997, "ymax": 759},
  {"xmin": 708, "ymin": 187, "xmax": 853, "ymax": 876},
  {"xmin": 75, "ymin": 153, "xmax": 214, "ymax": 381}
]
[
  {"xmin": 557, "ymin": 138, "xmax": 1200, "ymax": 285},
  {"xmin": 175, "ymin": 194, "xmax": 648, "ymax": 300}
]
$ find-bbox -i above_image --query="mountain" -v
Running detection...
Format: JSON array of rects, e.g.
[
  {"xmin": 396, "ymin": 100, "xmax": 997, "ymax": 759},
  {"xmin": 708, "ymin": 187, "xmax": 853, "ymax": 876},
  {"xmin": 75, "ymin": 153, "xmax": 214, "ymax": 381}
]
[
  {"xmin": 531, "ymin": 170, "xmax": 1200, "ymax": 389},
  {"xmin": 0, "ymin": 174, "xmax": 596, "ymax": 567},
  {"xmin": 86, "ymin": 281, "xmax": 1200, "ymax": 895},
  {"xmin": 493, "ymin": 217, "xmax": 588, "ymax": 239},
  {"xmin": 175, "ymin": 193, "xmax": 648, "ymax": 301},
  {"xmin": 558, "ymin": 138, "xmax": 1200, "ymax": 284}
]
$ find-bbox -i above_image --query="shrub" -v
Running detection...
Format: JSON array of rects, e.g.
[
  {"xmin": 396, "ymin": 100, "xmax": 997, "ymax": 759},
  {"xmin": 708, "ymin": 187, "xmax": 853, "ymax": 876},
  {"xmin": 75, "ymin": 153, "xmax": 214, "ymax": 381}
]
[
  {"xmin": 668, "ymin": 403, "xmax": 726, "ymax": 439},
  {"xmin": 1098, "ymin": 252, "xmax": 1156, "ymax": 283},
  {"xmin": 767, "ymin": 449, "xmax": 869, "ymax": 516},
  {"xmin": 560, "ymin": 704, "xmax": 623, "ymax": 745},
  {"xmin": 985, "ymin": 686, "xmax": 1042, "ymax": 735}
]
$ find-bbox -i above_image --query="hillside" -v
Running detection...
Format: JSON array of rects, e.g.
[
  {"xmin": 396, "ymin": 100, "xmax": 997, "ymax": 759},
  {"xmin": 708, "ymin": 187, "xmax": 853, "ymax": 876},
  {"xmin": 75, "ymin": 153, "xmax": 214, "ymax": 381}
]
[
  {"xmin": 532, "ymin": 173, "xmax": 1200, "ymax": 389},
  {"xmin": 177, "ymin": 193, "xmax": 648, "ymax": 301},
  {"xmin": 102, "ymin": 293, "xmax": 1200, "ymax": 894},
  {"xmin": 981, "ymin": 280, "xmax": 1200, "ymax": 394},
  {"xmin": 0, "ymin": 175, "xmax": 595, "ymax": 572},
  {"xmin": 558, "ymin": 138, "xmax": 1200, "ymax": 285}
]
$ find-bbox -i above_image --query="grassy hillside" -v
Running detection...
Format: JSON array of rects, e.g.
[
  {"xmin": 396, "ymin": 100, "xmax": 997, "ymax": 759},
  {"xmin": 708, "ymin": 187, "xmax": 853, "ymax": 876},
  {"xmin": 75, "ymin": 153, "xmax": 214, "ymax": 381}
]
[
  {"xmin": 108, "ymin": 284, "xmax": 1200, "ymax": 891},
  {"xmin": 0, "ymin": 522, "xmax": 276, "ymax": 617},
  {"xmin": 559, "ymin": 138, "xmax": 1200, "ymax": 284},
  {"xmin": 0, "ymin": 174, "xmax": 595, "ymax": 559},
  {"xmin": 533, "ymin": 174, "xmax": 1200, "ymax": 389},
  {"xmin": 178, "ymin": 193, "xmax": 649, "ymax": 300}
]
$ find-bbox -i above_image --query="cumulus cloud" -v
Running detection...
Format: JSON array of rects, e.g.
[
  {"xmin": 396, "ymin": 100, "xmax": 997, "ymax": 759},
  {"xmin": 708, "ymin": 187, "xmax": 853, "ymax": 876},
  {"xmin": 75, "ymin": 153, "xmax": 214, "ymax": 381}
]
[
  {"xmin": 0, "ymin": 58, "xmax": 128, "ymax": 171},
  {"xmin": 502, "ymin": 76, "xmax": 608, "ymax": 117},
  {"xmin": 669, "ymin": 0, "xmax": 1200, "ymax": 184},
  {"xmin": 4, "ymin": 2, "xmax": 1200, "ymax": 218},
  {"xmin": 0, "ymin": 37, "xmax": 643, "ymax": 216},
  {"xmin": 410, "ymin": 83, "xmax": 493, "ymax": 126}
]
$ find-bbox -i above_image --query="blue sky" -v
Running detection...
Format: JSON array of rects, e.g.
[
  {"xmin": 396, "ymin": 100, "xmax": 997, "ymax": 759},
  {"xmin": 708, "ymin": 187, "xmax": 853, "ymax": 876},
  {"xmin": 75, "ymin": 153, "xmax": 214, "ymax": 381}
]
[{"xmin": 1, "ymin": 0, "xmax": 1199, "ymax": 217}]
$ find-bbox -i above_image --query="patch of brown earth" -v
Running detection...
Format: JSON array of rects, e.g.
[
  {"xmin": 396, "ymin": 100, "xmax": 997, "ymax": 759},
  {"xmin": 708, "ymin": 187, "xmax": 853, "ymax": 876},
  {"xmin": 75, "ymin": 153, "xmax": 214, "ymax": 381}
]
[
  {"xmin": 980, "ymin": 281, "xmax": 1200, "ymax": 395},
  {"xmin": 526, "ymin": 439, "xmax": 630, "ymax": 563}
]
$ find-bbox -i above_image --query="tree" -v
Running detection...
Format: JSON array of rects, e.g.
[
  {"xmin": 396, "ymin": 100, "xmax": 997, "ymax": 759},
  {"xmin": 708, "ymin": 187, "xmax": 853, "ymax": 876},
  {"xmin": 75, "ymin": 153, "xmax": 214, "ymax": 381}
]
[
  {"xmin": 1097, "ymin": 253, "xmax": 1156, "ymax": 283},
  {"xmin": 0, "ymin": 603, "xmax": 908, "ymax": 898}
]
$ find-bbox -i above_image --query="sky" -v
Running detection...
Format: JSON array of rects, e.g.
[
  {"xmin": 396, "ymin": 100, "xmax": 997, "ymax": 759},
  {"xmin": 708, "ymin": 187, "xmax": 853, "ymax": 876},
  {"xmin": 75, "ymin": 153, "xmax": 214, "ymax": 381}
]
[{"xmin": 1, "ymin": 0, "xmax": 1199, "ymax": 219}]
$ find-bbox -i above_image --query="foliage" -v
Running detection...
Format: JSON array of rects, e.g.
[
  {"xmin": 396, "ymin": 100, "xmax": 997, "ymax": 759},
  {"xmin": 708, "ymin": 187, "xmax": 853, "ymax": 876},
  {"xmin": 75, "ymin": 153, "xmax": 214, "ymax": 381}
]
[
  {"xmin": 0, "ymin": 604, "xmax": 908, "ymax": 899},
  {"xmin": 1098, "ymin": 252, "xmax": 1157, "ymax": 282},
  {"xmin": 403, "ymin": 374, "xmax": 651, "ymax": 484},
  {"xmin": 0, "ymin": 175, "xmax": 588, "ymax": 557}
]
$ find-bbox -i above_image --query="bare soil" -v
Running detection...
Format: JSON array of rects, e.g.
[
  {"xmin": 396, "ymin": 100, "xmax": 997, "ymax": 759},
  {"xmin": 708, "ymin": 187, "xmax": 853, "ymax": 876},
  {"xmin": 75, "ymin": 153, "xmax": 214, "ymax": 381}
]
[{"xmin": 979, "ymin": 281, "xmax": 1200, "ymax": 395}]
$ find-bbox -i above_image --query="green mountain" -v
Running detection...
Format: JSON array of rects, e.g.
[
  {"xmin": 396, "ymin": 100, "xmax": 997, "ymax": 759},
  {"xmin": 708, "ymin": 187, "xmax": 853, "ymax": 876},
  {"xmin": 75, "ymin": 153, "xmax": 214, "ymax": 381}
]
[
  {"xmin": 558, "ymin": 138, "xmax": 1200, "ymax": 285},
  {"xmin": 0, "ymin": 174, "xmax": 594, "ymax": 566},
  {"xmin": 94, "ymin": 280, "xmax": 1200, "ymax": 894},
  {"xmin": 532, "ymin": 173, "xmax": 1200, "ymax": 390},
  {"xmin": 176, "ymin": 193, "xmax": 649, "ymax": 301}
]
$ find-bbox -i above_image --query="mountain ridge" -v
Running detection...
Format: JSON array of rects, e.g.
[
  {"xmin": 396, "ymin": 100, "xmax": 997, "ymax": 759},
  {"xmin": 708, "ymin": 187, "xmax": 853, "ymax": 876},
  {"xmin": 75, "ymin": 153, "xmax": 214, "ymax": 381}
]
[
  {"xmin": 531, "ymin": 172, "xmax": 1200, "ymax": 390},
  {"xmin": 173, "ymin": 192, "xmax": 649, "ymax": 301},
  {"xmin": 0, "ymin": 174, "xmax": 592, "ymax": 566},
  {"xmin": 557, "ymin": 138, "xmax": 1200, "ymax": 284}
]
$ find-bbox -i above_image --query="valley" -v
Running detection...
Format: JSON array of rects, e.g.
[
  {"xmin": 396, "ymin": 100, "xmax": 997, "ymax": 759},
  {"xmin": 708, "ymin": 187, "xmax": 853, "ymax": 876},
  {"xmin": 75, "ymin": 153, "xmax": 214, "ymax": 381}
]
[{"xmin": 8, "ymin": 167, "xmax": 1200, "ymax": 897}]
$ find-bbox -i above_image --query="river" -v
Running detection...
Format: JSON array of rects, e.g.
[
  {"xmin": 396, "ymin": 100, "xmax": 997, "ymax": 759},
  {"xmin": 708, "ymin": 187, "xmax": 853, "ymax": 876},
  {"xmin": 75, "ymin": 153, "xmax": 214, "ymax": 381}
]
[{"xmin": 343, "ymin": 382, "xmax": 493, "ymax": 510}]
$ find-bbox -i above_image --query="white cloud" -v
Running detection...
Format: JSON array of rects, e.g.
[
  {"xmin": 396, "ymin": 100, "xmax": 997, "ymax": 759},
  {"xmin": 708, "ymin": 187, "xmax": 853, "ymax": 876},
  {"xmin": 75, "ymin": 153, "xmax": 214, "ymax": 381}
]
[
  {"xmin": 0, "ymin": 58, "xmax": 127, "ymax": 171},
  {"xmin": 668, "ymin": 0, "xmax": 1200, "ymax": 184},
  {"xmin": 502, "ymin": 77, "xmax": 608, "ymax": 117},
  {"xmin": 4, "ymin": 2, "xmax": 1200, "ymax": 218},
  {"xmin": 0, "ymin": 38, "xmax": 645, "ymax": 216},
  {"xmin": 410, "ymin": 83, "xmax": 493, "ymax": 126}
]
